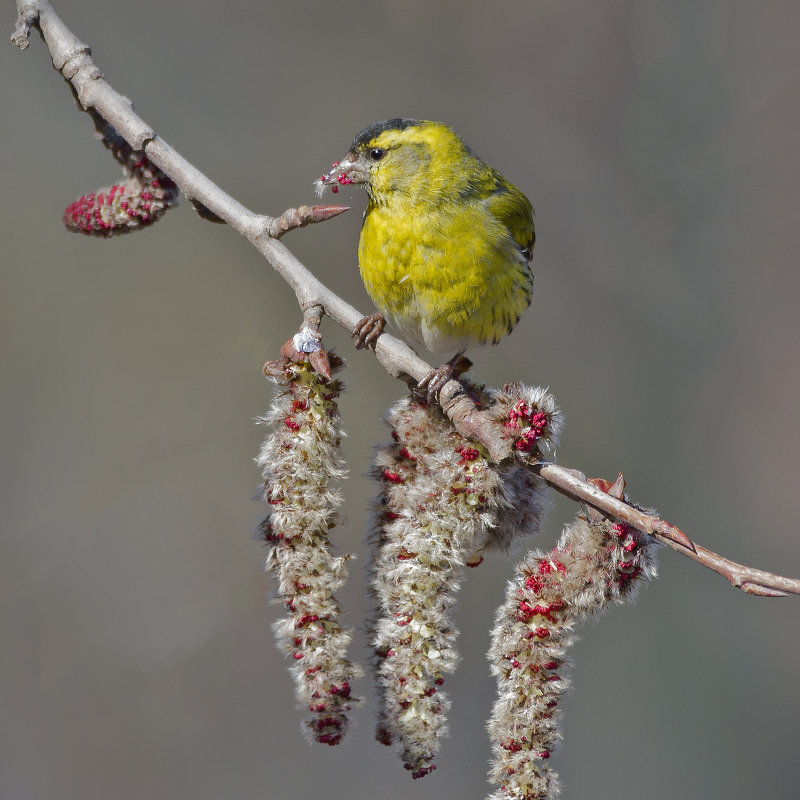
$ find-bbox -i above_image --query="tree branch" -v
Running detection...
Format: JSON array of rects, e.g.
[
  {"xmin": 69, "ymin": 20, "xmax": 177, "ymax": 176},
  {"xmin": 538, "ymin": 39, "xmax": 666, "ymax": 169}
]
[
  {"xmin": 12, "ymin": 0, "xmax": 800, "ymax": 598},
  {"xmin": 533, "ymin": 463, "xmax": 797, "ymax": 597}
]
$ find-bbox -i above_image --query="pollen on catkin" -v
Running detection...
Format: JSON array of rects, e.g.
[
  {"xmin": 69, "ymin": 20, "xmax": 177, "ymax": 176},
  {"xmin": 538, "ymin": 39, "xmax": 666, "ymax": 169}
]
[
  {"xmin": 256, "ymin": 359, "xmax": 362, "ymax": 746},
  {"xmin": 486, "ymin": 483, "xmax": 659, "ymax": 800},
  {"xmin": 63, "ymin": 154, "xmax": 178, "ymax": 236},
  {"xmin": 482, "ymin": 384, "xmax": 564, "ymax": 554},
  {"xmin": 368, "ymin": 386, "xmax": 561, "ymax": 779}
]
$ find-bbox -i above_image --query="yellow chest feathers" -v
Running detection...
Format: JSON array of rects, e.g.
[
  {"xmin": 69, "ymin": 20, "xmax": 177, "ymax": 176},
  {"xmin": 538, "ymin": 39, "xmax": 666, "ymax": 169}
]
[{"xmin": 358, "ymin": 201, "xmax": 533, "ymax": 353}]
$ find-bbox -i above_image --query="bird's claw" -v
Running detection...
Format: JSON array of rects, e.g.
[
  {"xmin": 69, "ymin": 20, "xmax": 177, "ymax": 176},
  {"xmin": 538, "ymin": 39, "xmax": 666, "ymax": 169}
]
[
  {"xmin": 352, "ymin": 313, "xmax": 386, "ymax": 350},
  {"xmin": 416, "ymin": 366, "xmax": 452, "ymax": 404},
  {"xmin": 416, "ymin": 353, "xmax": 472, "ymax": 404}
]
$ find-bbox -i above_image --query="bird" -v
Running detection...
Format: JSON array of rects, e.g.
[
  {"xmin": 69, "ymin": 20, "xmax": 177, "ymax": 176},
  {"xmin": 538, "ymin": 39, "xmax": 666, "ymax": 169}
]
[{"xmin": 317, "ymin": 118, "xmax": 534, "ymax": 399}]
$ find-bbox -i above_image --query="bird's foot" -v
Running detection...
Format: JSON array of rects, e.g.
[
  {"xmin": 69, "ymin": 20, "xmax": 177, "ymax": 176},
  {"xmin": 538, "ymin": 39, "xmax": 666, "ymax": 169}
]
[
  {"xmin": 416, "ymin": 353, "xmax": 472, "ymax": 404},
  {"xmin": 352, "ymin": 313, "xmax": 386, "ymax": 350}
]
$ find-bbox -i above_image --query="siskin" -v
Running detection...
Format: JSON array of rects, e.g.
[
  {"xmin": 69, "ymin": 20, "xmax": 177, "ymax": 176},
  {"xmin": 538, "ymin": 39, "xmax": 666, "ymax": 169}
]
[{"xmin": 317, "ymin": 118, "xmax": 534, "ymax": 397}]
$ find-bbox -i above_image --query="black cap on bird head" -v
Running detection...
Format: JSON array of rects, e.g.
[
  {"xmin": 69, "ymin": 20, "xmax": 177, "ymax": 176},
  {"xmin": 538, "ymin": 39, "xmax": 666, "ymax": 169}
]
[{"xmin": 350, "ymin": 118, "xmax": 420, "ymax": 150}]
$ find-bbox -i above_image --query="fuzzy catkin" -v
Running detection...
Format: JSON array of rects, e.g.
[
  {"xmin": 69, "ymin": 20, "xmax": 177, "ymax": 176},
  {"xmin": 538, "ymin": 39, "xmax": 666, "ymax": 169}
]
[
  {"xmin": 369, "ymin": 386, "xmax": 562, "ymax": 778},
  {"xmin": 486, "ymin": 500, "xmax": 659, "ymax": 800},
  {"xmin": 482, "ymin": 385, "xmax": 563, "ymax": 556},
  {"xmin": 63, "ymin": 154, "xmax": 178, "ymax": 236},
  {"xmin": 257, "ymin": 360, "xmax": 361, "ymax": 745}
]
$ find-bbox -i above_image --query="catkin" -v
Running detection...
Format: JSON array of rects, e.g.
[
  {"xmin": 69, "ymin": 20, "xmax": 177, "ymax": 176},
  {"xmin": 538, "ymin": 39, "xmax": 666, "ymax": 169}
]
[
  {"xmin": 63, "ymin": 153, "xmax": 178, "ymax": 236},
  {"xmin": 369, "ymin": 385, "xmax": 562, "ymax": 778},
  {"xmin": 257, "ymin": 360, "xmax": 361, "ymax": 745},
  {"xmin": 487, "ymin": 488, "xmax": 659, "ymax": 800}
]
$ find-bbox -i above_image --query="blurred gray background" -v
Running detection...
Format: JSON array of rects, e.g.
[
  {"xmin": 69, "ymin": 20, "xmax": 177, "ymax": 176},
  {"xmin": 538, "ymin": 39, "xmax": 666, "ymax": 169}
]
[{"xmin": 2, "ymin": 1, "xmax": 799, "ymax": 798}]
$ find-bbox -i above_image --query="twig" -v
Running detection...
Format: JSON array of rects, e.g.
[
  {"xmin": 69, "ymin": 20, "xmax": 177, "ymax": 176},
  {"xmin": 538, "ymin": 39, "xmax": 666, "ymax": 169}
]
[
  {"xmin": 12, "ymin": 0, "xmax": 800, "ymax": 598},
  {"xmin": 533, "ymin": 463, "xmax": 798, "ymax": 597},
  {"xmin": 267, "ymin": 205, "xmax": 350, "ymax": 239}
]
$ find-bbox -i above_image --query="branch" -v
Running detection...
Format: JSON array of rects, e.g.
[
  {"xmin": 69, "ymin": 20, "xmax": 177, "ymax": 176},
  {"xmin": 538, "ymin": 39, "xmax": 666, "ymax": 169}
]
[
  {"xmin": 532, "ymin": 463, "xmax": 799, "ymax": 597},
  {"xmin": 12, "ymin": 0, "xmax": 800, "ymax": 598}
]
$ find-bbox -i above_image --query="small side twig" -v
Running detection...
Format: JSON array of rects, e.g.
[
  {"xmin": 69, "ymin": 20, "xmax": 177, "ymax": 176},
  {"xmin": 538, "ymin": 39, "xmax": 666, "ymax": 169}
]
[
  {"xmin": 266, "ymin": 205, "xmax": 350, "ymax": 239},
  {"xmin": 10, "ymin": 2, "xmax": 37, "ymax": 49}
]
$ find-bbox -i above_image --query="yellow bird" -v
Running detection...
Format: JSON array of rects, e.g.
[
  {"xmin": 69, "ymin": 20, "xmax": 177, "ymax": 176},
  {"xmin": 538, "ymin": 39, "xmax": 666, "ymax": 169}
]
[{"xmin": 318, "ymin": 118, "xmax": 534, "ymax": 398}]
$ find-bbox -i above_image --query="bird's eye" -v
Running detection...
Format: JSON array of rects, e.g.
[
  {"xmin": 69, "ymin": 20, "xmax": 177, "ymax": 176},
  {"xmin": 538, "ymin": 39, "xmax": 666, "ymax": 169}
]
[{"xmin": 369, "ymin": 148, "xmax": 385, "ymax": 161}]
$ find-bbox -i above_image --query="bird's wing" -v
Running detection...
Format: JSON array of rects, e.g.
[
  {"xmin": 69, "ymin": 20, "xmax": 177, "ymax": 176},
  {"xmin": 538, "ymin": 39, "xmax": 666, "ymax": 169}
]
[{"xmin": 481, "ymin": 175, "xmax": 535, "ymax": 261}]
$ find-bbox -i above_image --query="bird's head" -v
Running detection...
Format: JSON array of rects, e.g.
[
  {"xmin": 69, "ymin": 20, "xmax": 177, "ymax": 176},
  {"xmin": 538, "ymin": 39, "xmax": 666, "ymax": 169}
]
[{"xmin": 316, "ymin": 118, "xmax": 465, "ymax": 203}]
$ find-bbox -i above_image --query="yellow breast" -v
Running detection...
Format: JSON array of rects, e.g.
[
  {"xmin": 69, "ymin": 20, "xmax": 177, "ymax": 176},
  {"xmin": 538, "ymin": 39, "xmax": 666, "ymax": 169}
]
[{"xmin": 358, "ymin": 200, "xmax": 532, "ymax": 353}]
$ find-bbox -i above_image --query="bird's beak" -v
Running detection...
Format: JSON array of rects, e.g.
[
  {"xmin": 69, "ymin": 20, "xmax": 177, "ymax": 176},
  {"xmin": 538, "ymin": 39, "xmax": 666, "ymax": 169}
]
[{"xmin": 316, "ymin": 153, "xmax": 369, "ymax": 195}]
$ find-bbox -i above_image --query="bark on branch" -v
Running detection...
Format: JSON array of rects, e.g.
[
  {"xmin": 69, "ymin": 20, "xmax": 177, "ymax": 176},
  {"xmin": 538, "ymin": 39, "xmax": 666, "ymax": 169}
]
[{"xmin": 12, "ymin": 0, "xmax": 800, "ymax": 598}]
